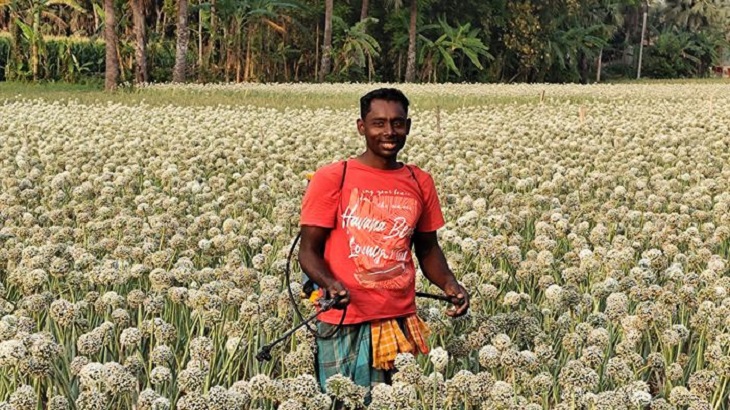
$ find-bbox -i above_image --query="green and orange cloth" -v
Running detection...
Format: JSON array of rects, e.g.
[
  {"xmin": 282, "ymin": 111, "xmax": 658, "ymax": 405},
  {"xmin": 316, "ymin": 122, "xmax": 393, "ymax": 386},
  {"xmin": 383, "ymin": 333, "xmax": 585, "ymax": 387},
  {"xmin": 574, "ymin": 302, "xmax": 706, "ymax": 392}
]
[{"xmin": 370, "ymin": 315, "xmax": 430, "ymax": 370}]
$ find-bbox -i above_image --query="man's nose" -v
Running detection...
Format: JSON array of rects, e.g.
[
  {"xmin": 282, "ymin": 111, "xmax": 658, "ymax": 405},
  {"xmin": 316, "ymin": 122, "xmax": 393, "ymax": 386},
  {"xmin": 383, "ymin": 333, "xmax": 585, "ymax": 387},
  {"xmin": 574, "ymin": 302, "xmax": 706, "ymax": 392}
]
[{"xmin": 383, "ymin": 122, "xmax": 395, "ymax": 135}]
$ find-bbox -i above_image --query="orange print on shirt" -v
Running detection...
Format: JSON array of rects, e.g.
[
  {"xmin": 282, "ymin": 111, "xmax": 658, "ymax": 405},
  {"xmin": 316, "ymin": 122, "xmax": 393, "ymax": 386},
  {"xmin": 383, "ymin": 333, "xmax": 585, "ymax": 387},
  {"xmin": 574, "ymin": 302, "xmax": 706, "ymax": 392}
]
[{"xmin": 341, "ymin": 187, "xmax": 420, "ymax": 290}]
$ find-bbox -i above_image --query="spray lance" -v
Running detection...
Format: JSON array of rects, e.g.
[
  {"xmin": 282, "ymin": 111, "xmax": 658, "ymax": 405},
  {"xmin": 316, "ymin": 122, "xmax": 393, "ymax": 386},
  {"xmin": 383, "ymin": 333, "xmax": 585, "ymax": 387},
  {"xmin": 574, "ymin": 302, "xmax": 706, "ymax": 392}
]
[
  {"xmin": 256, "ymin": 239, "xmax": 464, "ymax": 362},
  {"xmin": 256, "ymin": 169, "xmax": 465, "ymax": 363}
]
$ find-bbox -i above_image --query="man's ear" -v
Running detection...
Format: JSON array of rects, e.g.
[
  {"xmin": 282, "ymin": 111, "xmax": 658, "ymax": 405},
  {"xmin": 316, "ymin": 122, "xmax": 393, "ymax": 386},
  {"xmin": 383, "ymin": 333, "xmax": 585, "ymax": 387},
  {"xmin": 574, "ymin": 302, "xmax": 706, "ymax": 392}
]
[
  {"xmin": 356, "ymin": 118, "xmax": 365, "ymax": 135},
  {"xmin": 406, "ymin": 118, "xmax": 412, "ymax": 135}
]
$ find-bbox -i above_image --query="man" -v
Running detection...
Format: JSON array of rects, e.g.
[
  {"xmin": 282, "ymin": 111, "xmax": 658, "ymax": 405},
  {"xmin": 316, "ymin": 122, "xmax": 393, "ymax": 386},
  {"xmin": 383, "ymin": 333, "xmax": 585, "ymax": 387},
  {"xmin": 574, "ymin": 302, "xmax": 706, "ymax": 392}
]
[{"xmin": 298, "ymin": 88, "xmax": 468, "ymax": 403}]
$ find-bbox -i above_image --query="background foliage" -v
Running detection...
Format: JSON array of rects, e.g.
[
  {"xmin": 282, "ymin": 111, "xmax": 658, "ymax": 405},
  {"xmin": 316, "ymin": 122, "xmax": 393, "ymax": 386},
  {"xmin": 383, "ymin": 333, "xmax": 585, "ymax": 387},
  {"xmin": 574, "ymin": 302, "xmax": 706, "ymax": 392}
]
[
  {"xmin": 0, "ymin": 0, "xmax": 728, "ymax": 84},
  {"xmin": 0, "ymin": 0, "xmax": 730, "ymax": 83}
]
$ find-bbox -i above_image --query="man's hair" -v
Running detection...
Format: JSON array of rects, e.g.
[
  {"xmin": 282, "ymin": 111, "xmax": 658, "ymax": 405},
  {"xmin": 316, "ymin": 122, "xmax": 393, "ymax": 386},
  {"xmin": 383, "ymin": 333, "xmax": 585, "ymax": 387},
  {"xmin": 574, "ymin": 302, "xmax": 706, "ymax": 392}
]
[{"xmin": 360, "ymin": 88, "xmax": 410, "ymax": 119}]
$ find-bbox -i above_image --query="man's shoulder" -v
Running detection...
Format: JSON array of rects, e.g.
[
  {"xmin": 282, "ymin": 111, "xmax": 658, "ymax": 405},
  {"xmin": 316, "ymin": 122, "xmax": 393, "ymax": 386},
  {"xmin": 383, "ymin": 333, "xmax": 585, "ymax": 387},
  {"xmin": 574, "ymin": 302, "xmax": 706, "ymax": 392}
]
[
  {"xmin": 309, "ymin": 160, "xmax": 348, "ymax": 185},
  {"xmin": 313, "ymin": 160, "xmax": 348, "ymax": 175},
  {"xmin": 405, "ymin": 163, "xmax": 435, "ymax": 182}
]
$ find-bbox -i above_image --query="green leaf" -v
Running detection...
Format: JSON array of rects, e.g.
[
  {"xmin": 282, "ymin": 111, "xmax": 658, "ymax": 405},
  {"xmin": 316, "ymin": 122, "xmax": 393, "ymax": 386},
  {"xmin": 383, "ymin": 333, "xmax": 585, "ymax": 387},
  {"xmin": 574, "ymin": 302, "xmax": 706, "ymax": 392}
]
[
  {"xmin": 462, "ymin": 48, "xmax": 484, "ymax": 70},
  {"xmin": 437, "ymin": 46, "xmax": 459, "ymax": 76},
  {"xmin": 16, "ymin": 19, "xmax": 34, "ymax": 41}
]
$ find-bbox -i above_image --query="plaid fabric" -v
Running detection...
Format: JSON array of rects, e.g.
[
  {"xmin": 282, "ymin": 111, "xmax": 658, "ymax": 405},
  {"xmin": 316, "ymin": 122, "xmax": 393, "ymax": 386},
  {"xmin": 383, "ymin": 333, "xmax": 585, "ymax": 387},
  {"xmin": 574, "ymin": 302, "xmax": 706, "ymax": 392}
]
[
  {"xmin": 371, "ymin": 315, "xmax": 431, "ymax": 370},
  {"xmin": 315, "ymin": 321, "xmax": 388, "ymax": 404}
]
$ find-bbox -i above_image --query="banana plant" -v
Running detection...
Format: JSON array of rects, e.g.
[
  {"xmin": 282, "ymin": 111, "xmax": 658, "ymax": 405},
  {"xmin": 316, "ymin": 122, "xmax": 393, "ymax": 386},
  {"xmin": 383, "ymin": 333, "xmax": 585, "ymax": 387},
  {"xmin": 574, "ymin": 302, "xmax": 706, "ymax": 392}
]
[
  {"xmin": 417, "ymin": 16, "xmax": 492, "ymax": 82},
  {"xmin": 0, "ymin": 0, "xmax": 85, "ymax": 80},
  {"xmin": 547, "ymin": 22, "xmax": 609, "ymax": 74},
  {"xmin": 334, "ymin": 17, "xmax": 381, "ymax": 81}
]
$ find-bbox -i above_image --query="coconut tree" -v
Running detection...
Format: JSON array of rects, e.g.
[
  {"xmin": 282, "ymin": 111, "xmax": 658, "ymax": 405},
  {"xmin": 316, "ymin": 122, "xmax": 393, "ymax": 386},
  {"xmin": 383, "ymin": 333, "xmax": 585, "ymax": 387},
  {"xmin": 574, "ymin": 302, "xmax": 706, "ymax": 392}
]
[
  {"xmin": 104, "ymin": 0, "xmax": 118, "ymax": 89},
  {"xmin": 173, "ymin": 0, "xmax": 189, "ymax": 82},
  {"xmin": 318, "ymin": 0, "xmax": 332, "ymax": 81},
  {"xmin": 383, "ymin": 0, "xmax": 419, "ymax": 82},
  {"xmin": 661, "ymin": 0, "xmax": 728, "ymax": 31},
  {"xmin": 405, "ymin": 0, "xmax": 417, "ymax": 82},
  {"xmin": 213, "ymin": 0, "xmax": 297, "ymax": 81},
  {"xmin": 243, "ymin": 0, "xmax": 296, "ymax": 81},
  {"xmin": 131, "ymin": 0, "xmax": 147, "ymax": 83}
]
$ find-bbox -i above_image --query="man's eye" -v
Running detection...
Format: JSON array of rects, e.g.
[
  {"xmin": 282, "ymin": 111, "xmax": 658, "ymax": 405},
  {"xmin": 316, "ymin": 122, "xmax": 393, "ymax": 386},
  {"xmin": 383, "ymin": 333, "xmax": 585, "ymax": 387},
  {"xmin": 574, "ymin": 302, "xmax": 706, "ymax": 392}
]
[
  {"xmin": 393, "ymin": 121, "xmax": 404, "ymax": 127},
  {"xmin": 373, "ymin": 122, "xmax": 384, "ymax": 127}
]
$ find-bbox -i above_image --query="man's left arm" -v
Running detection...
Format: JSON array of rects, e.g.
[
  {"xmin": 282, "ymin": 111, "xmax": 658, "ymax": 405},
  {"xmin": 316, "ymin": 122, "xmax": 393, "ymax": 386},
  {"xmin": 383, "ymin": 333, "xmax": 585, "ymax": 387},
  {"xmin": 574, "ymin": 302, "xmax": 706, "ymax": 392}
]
[{"xmin": 412, "ymin": 231, "xmax": 469, "ymax": 317}]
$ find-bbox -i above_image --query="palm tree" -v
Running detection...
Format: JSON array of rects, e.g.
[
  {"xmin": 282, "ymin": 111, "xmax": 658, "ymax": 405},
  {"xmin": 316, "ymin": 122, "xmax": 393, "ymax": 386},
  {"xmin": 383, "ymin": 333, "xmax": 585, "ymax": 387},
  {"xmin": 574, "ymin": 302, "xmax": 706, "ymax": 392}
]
[
  {"xmin": 211, "ymin": 0, "xmax": 296, "ymax": 81},
  {"xmin": 173, "ymin": 0, "xmax": 189, "ymax": 82},
  {"xmin": 661, "ymin": 0, "xmax": 726, "ymax": 31},
  {"xmin": 384, "ymin": 0, "xmax": 418, "ymax": 82},
  {"xmin": 592, "ymin": 0, "xmax": 627, "ymax": 81},
  {"xmin": 243, "ymin": 0, "xmax": 296, "ymax": 81},
  {"xmin": 405, "ymin": 0, "xmax": 417, "ymax": 82},
  {"xmin": 360, "ymin": 0, "xmax": 368, "ymax": 21},
  {"xmin": 104, "ymin": 0, "xmax": 119, "ymax": 89},
  {"xmin": 131, "ymin": 0, "xmax": 147, "ymax": 83},
  {"xmin": 318, "ymin": 0, "xmax": 332, "ymax": 82}
]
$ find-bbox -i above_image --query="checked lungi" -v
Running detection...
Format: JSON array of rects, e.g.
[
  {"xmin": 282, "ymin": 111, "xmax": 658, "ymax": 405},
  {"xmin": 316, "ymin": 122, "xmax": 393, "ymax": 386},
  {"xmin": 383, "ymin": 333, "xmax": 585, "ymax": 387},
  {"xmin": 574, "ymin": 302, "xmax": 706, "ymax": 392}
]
[{"xmin": 314, "ymin": 315, "xmax": 430, "ymax": 405}]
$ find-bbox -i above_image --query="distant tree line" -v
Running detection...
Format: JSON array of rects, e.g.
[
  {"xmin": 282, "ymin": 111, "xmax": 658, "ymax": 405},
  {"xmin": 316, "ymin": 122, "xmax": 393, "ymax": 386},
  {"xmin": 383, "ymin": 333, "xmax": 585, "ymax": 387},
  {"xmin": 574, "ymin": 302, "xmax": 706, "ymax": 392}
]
[{"xmin": 0, "ymin": 0, "xmax": 728, "ymax": 88}]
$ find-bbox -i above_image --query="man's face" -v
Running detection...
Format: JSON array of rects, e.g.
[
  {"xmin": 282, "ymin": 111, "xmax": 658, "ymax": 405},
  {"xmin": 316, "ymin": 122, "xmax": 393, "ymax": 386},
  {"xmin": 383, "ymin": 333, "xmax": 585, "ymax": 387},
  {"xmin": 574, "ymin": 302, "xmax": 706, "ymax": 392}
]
[{"xmin": 357, "ymin": 99, "xmax": 411, "ymax": 160}]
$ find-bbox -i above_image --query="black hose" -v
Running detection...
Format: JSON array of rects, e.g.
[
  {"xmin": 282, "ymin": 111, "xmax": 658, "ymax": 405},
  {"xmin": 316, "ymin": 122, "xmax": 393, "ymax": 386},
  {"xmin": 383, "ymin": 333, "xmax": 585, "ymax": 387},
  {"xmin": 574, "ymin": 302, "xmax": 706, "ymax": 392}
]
[
  {"xmin": 284, "ymin": 231, "xmax": 347, "ymax": 340},
  {"xmin": 258, "ymin": 230, "xmax": 463, "ymax": 362}
]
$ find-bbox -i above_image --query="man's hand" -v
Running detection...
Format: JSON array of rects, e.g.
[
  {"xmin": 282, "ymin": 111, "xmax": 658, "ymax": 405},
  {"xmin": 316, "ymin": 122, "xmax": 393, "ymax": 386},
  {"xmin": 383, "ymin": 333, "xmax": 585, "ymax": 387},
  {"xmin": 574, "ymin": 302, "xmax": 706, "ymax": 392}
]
[
  {"xmin": 443, "ymin": 280, "xmax": 469, "ymax": 317},
  {"xmin": 325, "ymin": 280, "xmax": 350, "ymax": 310},
  {"xmin": 299, "ymin": 225, "xmax": 350, "ymax": 310}
]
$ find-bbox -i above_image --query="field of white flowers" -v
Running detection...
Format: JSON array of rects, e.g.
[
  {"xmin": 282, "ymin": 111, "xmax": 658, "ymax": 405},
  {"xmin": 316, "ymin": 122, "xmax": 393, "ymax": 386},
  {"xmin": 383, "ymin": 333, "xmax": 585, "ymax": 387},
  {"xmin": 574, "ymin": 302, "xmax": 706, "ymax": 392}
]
[{"xmin": 1, "ymin": 82, "xmax": 730, "ymax": 410}]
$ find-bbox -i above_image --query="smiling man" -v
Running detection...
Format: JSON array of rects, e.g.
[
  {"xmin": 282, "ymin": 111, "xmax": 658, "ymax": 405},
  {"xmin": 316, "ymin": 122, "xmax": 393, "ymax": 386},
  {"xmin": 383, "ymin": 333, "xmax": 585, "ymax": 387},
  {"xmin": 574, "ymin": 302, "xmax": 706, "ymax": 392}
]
[{"xmin": 298, "ymin": 88, "xmax": 468, "ymax": 405}]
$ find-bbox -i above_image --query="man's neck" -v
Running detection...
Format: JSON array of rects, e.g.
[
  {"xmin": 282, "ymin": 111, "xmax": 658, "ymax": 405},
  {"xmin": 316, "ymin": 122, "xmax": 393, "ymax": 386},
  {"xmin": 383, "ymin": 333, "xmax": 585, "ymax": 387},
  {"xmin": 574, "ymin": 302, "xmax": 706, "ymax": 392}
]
[{"xmin": 357, "ymin": 152, "xmax": 402, "ymax": 170}]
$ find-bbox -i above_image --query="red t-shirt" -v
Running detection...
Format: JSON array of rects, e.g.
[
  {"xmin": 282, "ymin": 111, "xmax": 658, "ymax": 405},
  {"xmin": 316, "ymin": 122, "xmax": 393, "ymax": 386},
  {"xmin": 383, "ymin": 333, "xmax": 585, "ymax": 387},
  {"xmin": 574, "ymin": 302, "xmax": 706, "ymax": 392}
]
[{"xmin": 300, "ymin": 158, "xmax": 445, "ymax": 324}]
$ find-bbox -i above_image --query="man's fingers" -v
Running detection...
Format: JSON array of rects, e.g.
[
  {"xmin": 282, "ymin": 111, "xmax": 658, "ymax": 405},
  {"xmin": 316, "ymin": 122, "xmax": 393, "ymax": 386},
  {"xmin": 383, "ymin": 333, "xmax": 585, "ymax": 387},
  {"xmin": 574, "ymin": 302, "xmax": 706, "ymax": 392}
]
[
  {"xmin": 446, "ymin": 288, "xmax": 469, "ymax": 316},
  {"xmin": 449, "ymin": 292, "xmax": 466, "ymax": 306},
  {"xmin": 329, "ymin": 287, "xmax": 350, "ymax": 309}
]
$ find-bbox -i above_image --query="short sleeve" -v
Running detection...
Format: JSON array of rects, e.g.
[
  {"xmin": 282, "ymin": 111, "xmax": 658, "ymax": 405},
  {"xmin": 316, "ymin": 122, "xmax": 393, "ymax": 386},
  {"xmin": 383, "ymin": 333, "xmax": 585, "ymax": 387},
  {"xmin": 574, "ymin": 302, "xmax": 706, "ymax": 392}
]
[
  {"xmin": 415, "ymin": 170, "xmax": 445, "ymax": 233},
  {"xmin": 300, "ymin": 163, "xmax": 344, "ymax": 229}
]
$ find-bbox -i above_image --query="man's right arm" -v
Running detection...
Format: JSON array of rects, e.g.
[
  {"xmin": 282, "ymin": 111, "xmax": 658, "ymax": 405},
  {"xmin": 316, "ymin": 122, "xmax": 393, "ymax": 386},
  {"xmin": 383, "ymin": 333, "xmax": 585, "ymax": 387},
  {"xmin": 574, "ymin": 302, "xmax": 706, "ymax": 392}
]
[{"xmin": 298, "ymin": 225, "xmax": 350, "ymax": 308}]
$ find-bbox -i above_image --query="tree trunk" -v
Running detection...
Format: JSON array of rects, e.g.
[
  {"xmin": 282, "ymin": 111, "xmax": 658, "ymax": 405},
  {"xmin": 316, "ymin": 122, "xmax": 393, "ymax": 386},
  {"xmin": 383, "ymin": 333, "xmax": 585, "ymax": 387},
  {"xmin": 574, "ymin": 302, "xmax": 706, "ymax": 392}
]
[
  {"xmin": 104, "ymin": 0, "xmax": 119, "ymax": 90},
  {"xmin": 31, "ymin": 7, "xmax": 40, "ymax": 81},
  {"xmin": 131, "ymin": 0, "xmax": 147, "ymax": 83},
  {"xmin": 244, "ymin": 26, "xmax": 252, "ymax": 81},
  {"xmin": 404, "ymin": 0, "xmax": 417, "ymax": 83},
  {"xmin": 198, "ymin": 0, "xmax": 203, "ymax": 74},
  {"xmin": 360, "ymin": 0, "xmax": 369, "ymax": 21},
  {"xmin": 314, "ymin": 22, "xmax": 319, "ymax": 81},
  {"xmin": 208, "ymin": 0, "xmax": 217, "ymax": 69},
  {"xmin": 94, "ymin": 5, "xmax": 100, "ymax": 34},
  {"xmin": 173, "ymin": 0, "xmax": 189, "ymax": 82},
  {"xmin": 397, "ymin": 51, "xmax": 403, "ymax": 81},
  {"xmin": 7, "ymin": 13, "xmax": 21, "ymax": 80},
  {"xmin": 318, "ymin": 0, "xmax": 333, "ymax": 82}
]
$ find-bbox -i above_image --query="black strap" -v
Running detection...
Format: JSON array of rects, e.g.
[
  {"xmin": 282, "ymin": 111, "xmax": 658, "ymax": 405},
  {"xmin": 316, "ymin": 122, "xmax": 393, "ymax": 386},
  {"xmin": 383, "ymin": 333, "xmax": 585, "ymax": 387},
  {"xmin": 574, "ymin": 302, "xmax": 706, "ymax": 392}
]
[
  {"xmin": 294, "ymin": 160, "xmax": 424, "ymax": 336},
  {"xmin": 340, "ymin": 160, "xmax": 348, "ymax": 190},
  {"xmin": 338, "ymin": 159, "xmax": 423, "ymax": 205},
  {"xmin": 404, "ymin": 164, "xmax": 424, "ymax": 205},
  {"xmin": 337, "ymin": 160, "xmax": 348, "ymax": 222}
]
